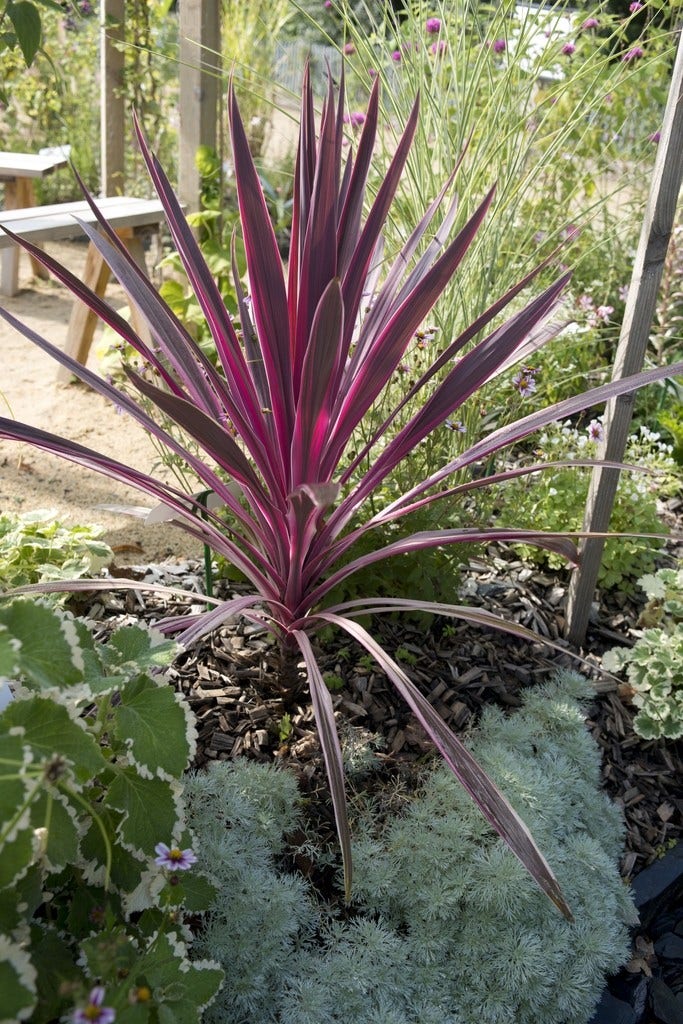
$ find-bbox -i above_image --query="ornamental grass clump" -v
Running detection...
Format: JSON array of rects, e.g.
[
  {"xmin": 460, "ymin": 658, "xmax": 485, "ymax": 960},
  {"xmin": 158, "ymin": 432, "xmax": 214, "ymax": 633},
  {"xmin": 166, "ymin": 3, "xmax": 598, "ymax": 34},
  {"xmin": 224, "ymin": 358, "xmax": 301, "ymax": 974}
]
[{"xmin": 1, "ymin": 71, "xmax": 681, "ymax": 916}]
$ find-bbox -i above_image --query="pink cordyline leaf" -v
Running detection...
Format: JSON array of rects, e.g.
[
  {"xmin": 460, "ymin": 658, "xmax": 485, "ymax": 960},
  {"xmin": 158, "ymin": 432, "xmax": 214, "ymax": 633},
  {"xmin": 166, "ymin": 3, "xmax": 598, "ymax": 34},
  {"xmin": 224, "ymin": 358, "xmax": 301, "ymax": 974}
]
[
  {"xmin": 3, "ymin": 68, "xmax": 683, "ymax": 920},
  {"xmin": 315, "ymin": 611, "xmax": 573, "ymax": 920}
]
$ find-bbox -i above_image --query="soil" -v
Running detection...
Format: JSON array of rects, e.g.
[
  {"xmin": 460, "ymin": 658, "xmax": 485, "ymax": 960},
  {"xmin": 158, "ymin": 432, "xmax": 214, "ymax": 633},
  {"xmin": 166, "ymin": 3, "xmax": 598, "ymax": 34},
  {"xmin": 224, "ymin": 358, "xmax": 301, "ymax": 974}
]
[{"xmin": 0, "ymin": 238, "xmax": 204, "ymax": 563}]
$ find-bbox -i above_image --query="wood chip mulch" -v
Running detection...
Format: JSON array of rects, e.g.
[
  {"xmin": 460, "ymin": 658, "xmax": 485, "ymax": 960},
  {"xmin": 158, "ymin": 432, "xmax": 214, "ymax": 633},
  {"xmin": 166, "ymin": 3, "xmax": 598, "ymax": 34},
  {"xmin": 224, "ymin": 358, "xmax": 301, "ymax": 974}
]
[{"xmin": 86, "ymin": 525, "xmax": 683, "ymax": 884}]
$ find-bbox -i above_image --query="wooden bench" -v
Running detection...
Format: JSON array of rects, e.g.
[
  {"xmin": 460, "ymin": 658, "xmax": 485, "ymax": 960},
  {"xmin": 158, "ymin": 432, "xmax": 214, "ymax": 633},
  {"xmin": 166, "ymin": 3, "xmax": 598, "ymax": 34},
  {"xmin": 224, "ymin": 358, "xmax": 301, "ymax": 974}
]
[
  {"xmin": 0, "ymin": 147, "xmax": 71, "ymax": 289},
  {"xmin": 0, "ymin": 196, "xmax": 166, "ymax": 379}
]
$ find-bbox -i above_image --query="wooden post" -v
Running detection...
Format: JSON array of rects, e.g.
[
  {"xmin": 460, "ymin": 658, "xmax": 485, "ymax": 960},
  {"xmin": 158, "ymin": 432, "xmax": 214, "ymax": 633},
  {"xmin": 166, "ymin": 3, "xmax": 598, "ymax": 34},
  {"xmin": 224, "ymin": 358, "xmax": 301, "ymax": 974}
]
[
  {"xmin": 101, "ymin": 0, "xmax": 126, "ymax": 196},
  {"xmin": 178, "ymin": 0, "xmax": 221, "ymax": 214},
  {"xmin": 565, "ymin": 31, "xmax": 683, "ymax": 646}
]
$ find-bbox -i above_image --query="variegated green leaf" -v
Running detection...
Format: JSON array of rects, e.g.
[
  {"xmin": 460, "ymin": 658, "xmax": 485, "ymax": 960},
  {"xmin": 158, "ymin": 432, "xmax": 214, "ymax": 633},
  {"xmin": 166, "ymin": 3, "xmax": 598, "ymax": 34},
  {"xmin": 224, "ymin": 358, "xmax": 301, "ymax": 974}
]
[
  {"xmin": 3, "ymin": 698, "xmax": 106, "ymax": 782},
  {"xmin": 0, "ymin": 935, "xmax": 36, "ymax": 1023},
  {"xmin": 104, "ymin": 769, "xmax": 182, "ymax": 857},
  {"xmin": 0, "ymin": 601, "xmax": 84, "ymax": 690},
  {"xmin": 114, "ymin": 676, "xmax": 195, "ymax": 779}
]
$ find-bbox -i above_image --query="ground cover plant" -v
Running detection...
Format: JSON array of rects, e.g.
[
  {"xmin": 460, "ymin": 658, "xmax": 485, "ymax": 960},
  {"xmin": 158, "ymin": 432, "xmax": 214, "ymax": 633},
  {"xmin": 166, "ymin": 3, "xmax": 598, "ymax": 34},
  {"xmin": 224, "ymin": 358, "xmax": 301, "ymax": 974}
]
[
  {"xmin": 0, "ymin": 508, "xmax": 112, "ymax": 591},
  {"xmin": 496, "ymin": 419, "xmax": 679, "ymax": 590},
  {"xmin": 185, "ymin": 671, "xmax": 637, "ymax": 1024},
  {"xmin": 0, "ymin": 598, "xmax": 223, "ymax": 1023},
  {"xmin": 604, "ymin": 566, "xmax": 683, "ymax": 739},
  {"xmin": 1, "ymin": 70, "xmax": 682, "ymax": 920}
]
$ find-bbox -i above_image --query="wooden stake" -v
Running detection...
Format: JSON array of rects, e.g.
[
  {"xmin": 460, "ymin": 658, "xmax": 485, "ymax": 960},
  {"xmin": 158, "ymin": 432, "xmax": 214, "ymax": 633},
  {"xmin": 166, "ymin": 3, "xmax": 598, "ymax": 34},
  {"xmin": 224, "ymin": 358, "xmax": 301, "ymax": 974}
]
[{"xmin": 565, "ymin": 32, "xmax": 683, "ymax": 645}]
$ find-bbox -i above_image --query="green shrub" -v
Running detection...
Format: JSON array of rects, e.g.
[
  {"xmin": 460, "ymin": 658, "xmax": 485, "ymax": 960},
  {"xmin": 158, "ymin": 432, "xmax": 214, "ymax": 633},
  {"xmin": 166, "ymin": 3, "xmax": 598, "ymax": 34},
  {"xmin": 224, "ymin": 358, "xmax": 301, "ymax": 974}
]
[
  {"xmin": 186, "ymin": 670, "xmax": 635, "ymax": 1024},
  {"xmin": 495, "ymin": 419, "xmax": 679, "ymax": 590},
  {"xmin": 604, "ymin": 566, "xmax": 683, "ymax": 739},
  {"xmin": 0, "ymin": 599, "xmax": 223, "ymax": 1022}
]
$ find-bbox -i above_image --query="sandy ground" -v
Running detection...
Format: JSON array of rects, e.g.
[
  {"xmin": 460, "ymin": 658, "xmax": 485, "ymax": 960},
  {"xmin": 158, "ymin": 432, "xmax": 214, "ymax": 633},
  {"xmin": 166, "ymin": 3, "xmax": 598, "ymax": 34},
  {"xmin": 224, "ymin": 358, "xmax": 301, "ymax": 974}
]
[{"xmin": 0, "ymin": 239, "xmax": 204, "ymax": 564}]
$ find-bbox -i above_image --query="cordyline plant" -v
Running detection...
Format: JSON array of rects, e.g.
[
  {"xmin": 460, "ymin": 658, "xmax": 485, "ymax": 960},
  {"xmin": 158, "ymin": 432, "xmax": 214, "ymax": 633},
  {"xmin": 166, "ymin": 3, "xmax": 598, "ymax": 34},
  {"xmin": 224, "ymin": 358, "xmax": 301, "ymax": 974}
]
[{"xmin": 1, "ymin": 71, "xmax": 681, "ymax": 921}]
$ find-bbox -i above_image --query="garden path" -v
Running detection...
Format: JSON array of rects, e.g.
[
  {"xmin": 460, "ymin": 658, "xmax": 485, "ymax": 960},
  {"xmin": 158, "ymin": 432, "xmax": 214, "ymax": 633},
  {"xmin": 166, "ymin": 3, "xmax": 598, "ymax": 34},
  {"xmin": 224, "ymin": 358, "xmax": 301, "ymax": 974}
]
[{"xmin": 0, "ymin": 238, "xmax": 203, "ymax": 563}]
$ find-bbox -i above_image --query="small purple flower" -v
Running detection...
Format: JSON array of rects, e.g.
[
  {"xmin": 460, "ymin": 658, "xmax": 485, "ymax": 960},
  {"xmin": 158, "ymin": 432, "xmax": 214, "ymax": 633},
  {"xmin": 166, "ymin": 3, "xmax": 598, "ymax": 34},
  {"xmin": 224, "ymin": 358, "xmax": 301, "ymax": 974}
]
[
  {"xmin": 562, "ymin": 41, "xmax": 576, "ymax": 56},
  {"xmin": 629, "ymin": 2, "xmax": 643, "ymax": 11},
  {"xmin": 622, "ymin": 46, "xmax": 644, "ymax": 61},
  {"xmin": 73, "ymin": 987, "xmax": 116, "ymax": 1024},
  {"xmin": 648, "ymin": 130, "xmax": 661, "ymax": 143},
  {"xmin": 324, "ymin": 0, "xmax": 332, "ymax": 7},
  {"xmin": 561, "ymin": 223, "xmax": 580, "ymax": 243},
  {"xmin": 512, "ymin": 367, "xmax": 537, "ymax": 398},
  {"xmin": 426, "ymin": 17, "xmax": 442, "ymax": 34},
  {"xmin": 619, "ymin": 284, "xmax": 630, "ymax": 302},
  {"xmin": 445, "ymin": 419, "xmax": 467, "ymax": 433},
  {"xmin": 581, "ymin": 17, "xmax": 599, "ymax": 30},
  {"xmin": 154, "ymin": 842, "xmax": 198, "ymax": 871},
  {"xmin": 350, "ymin": 111, "xmax": 366, "ymax": 127},
  {"xmin": 391, "ymin": 49, "xmax": 402, "ymax": 62},
  {"xmin": 578, "ymin": 293, "xmax": 594, "ymax": 311},
  {"xmin": 430, "ymin": 40, "xmax": 447, "ymax": 55},
  {"xmin": 596, "ymin": 304, "xmax": 614, "ymax": 322},
  {"xmin": 587, "ymin": 420, "xmax": 605, "ymax": 443},
  {"xmin": 368, "ymin": 68, "xmax": 377, "ymax": 79},
  {"xmin": 343, "ymin": 42, "xmax": 355, "ymax": 55},
  {"xmin": 492, "ymin": 38, "xmax": 506, "ymax": 54}
]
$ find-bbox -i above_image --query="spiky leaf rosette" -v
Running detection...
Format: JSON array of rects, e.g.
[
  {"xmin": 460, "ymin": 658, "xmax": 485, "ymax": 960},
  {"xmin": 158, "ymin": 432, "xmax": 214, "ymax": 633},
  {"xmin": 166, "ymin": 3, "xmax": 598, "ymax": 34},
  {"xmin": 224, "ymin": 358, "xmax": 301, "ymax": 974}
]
[{"xmin": 2, "ymin": 71, "xmax": 682, "ymax": 918}]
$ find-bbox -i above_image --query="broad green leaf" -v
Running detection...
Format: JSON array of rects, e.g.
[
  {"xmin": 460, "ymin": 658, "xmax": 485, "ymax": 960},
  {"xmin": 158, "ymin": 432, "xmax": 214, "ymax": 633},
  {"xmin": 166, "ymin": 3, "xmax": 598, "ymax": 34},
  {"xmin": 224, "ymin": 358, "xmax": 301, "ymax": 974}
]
[
  {"xmin": 0, "ymin": 829, "xmax": 34, "ymax": 891},
  {"xmin": 81, "ymin": 811, "xmax": 144, "ymax": 893},
  {"xmin": 105, "ymin": 769, "xmax": 181, "ymax": 857},
  {"xmin": 3, "ymin": 698, "xmax": 106, "ymax": 779},
  {"xmin": 114, "ymin": 676, "xmax": 194, "ymax": 778},
  {"xmin": 178, "ymin": 870, "xmax": 218, "ymax": 913},
  {"xmin": 30, "ymin": 790, "xmax": 79, "ymax": 872},
  {"xmin": 30, "ymin": 924, "xmax": 81, "ymax": 1023},
  {"xmin": 0, "ymin": 601, "xmax": 84, "ymax": 690},
  {"xmin": 102, "ymin": 624, "xmax": 177, "ymax": 673},
  {"xmin": 0, "ymin": 624, "xmax": 19, "ymax": 676},
  {"xmin": 0, "ymin": 863, "xmax": 42, "ymax": 930},
  {"xmin": 0, "ymin": 731, "xmax": 38, "ymax": 888},
  {"xmin": 6, "ymin": 1, "xmax": 41, "ymax": 66},
  {"xmin": 0, "ymin": 935, "xmax": 37, "ymax": 1023},
  {"xmin": 80, "ymin": 926, "xmax": 138, "ymax": 984},
  {"xmin": 141, "ymin": 931, "xmax": 224, "ymax": 1021}
]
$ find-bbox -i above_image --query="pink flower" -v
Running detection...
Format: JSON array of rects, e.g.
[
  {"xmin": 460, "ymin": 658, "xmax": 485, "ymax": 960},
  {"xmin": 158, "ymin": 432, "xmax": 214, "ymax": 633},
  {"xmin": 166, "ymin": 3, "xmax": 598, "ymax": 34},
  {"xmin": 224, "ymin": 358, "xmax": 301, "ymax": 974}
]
[
  {"xmin": 581, "ymin": 17, "xmax": 599, "ymax": 30},
  {"xmin": 596, "ymin": 304, "xmax": 614, "ymax": 322},
  {"xmin": 368, "ymin": 67, "xmax": 377, "ymax": 79},
  {"xmin": 391, "ymin": 49, "xmax": 402, "ymax": 61},
  {"xmin": 561, "ymin": 223, "xmax": 580, "ymax": 243},
  {"xmin": 492, "ymin": 38, "xmax": 506, "ymax": 54},
  {"xmin": 562, "ymin": 41, "xmax": 576, "ymax": 55},
  {"xmin": 324, "ymin": 0, "xmax": 332, "ymax": 7},
  {"xmin": 619, "ymin": 285, "xmax": 629, "ymax": 302},
  {"xmin": 343, "ymin": 110, "xmax": 366, "ymax": 128},
  {"xmin": 154, "ymin": 842, "xmax": 198, "ymax": 870},
  {"xmin": 587, "ymin": 420, "xmax": 605, "ymax": 443},
  {"xmin": 629, "ymin": 2, "xmax": 643, "ymax": 11},
  {"xmin": 648, "ymin": 130, "xmax": 661, "ymax": 143},
  {"xmin": 73, "ymin": 988, "xmax": 116, "ymax": 1024},
  {"xmin": 343, "ymin": 42, "xmax": 355, "ymax": 55},
  {"xmin": 426, "ymin": 17, "xmax": 442, "ymax": 34},
  {"xmin": 430, "ymin": 40, "xmax": 447, "ymax": 55},
  {"xmin": 578, "ymin": 293, "xmax": 594, "ymax": 311},
  {"xmin": 622, "ymin": 46, "xmax": 644, "ymax": 61}
]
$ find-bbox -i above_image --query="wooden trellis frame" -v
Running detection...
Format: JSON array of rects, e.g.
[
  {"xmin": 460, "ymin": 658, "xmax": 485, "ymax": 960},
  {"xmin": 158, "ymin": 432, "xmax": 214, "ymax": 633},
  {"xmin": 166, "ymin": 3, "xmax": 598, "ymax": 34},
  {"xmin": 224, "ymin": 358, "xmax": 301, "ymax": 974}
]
[
  {"xmin": 565, "ymin": 29, "xmax": 683, "ymax": 645},
  {"xmin": 100, "ymin": 0, "xmax": 220, "ymax": 208}
]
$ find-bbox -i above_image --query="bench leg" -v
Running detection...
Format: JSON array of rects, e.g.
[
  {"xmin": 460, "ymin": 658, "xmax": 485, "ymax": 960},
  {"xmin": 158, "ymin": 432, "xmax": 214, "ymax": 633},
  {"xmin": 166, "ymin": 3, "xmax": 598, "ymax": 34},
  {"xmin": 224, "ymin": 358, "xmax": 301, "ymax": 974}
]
[
  {"xmin": 58, "ymin": 227, "xmax": 152, "ymax": 382},
  {"xmin": 1, "ymin": 179, "xmax": 49, "ymax": 296}
]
